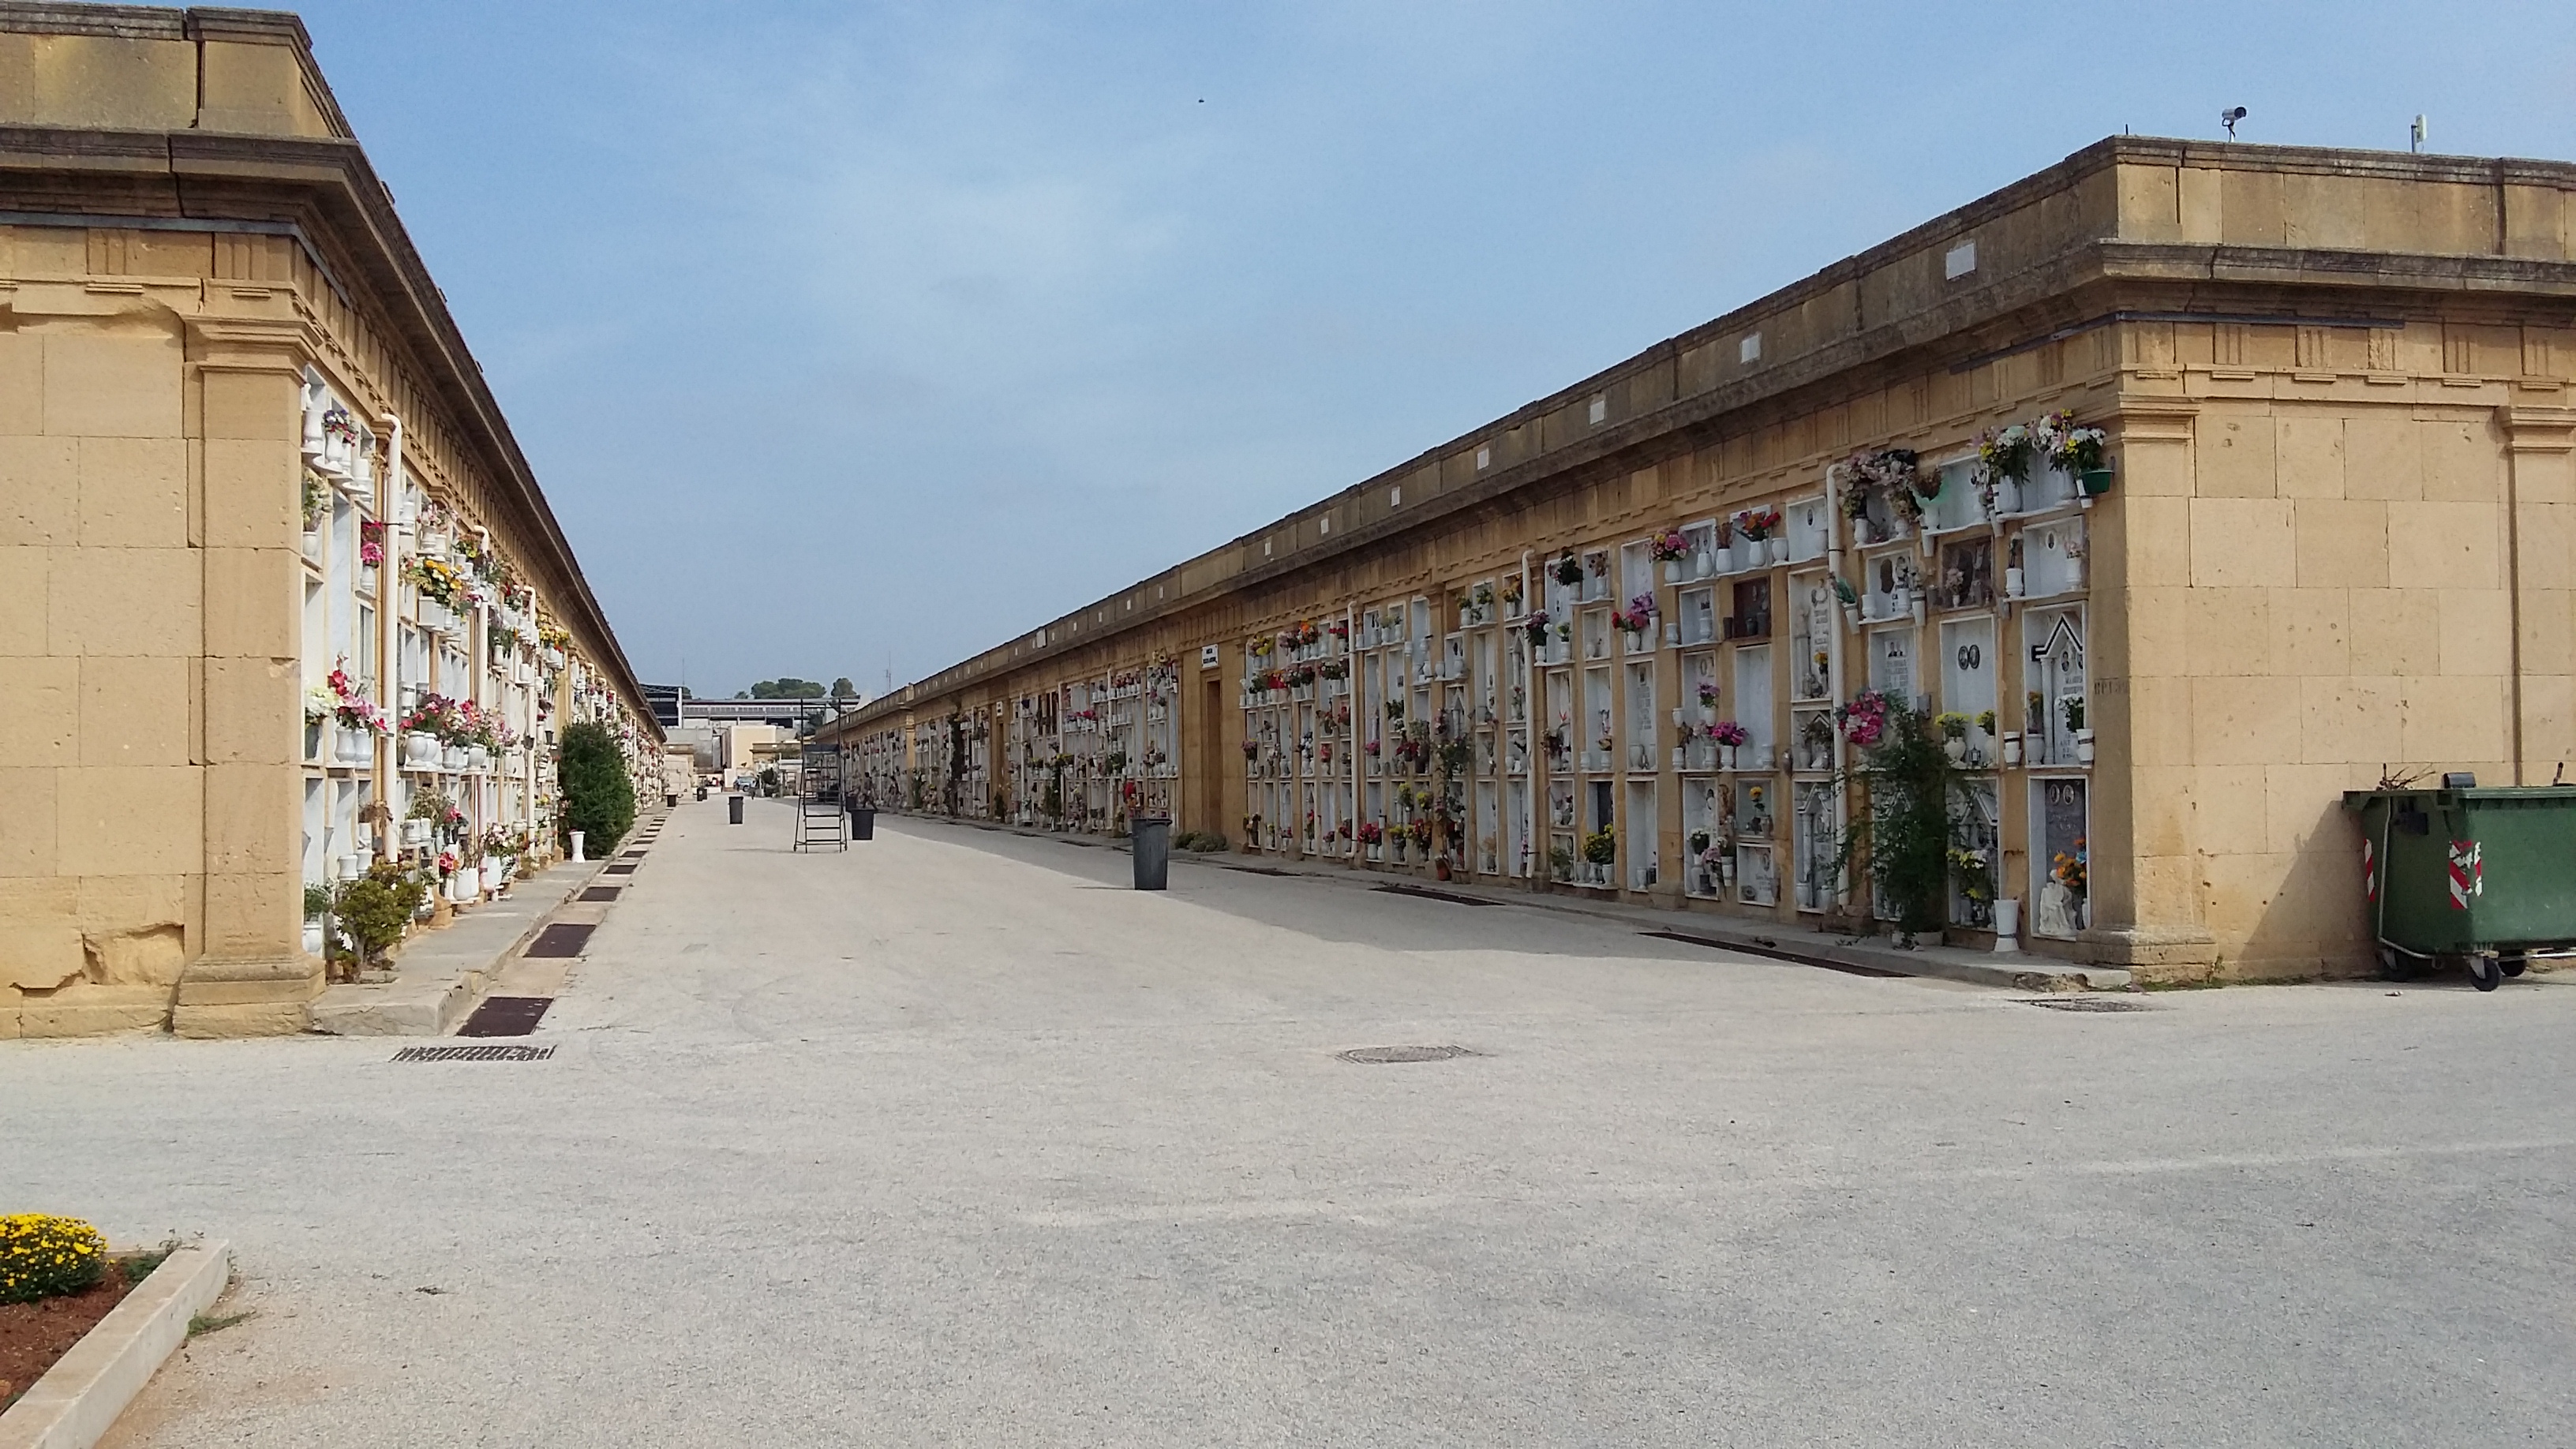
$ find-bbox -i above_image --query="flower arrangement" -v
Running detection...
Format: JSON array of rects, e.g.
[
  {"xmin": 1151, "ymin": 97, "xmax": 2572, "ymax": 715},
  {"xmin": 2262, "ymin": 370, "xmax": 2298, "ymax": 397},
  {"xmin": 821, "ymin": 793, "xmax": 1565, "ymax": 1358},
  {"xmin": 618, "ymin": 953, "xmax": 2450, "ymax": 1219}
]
[
  {"xmin": 1735, "ymin": 506, "xmax": 1784, "ymax": 541},
  {"xmin": 406, "ymin": 556, "xmax": 466, "ymax": 608},
  {"xmin": 1363, "ymin": 739, "xmax": 1380, "ymax": 756},
  {"xmin": 1976, "ymin": 423, "xmax": 2036, "ymax": 486},
  {"xmin": 1935, "ymin": 711, "xmax": 1971, "ymax": 740},
  {"xmin": 1327, "ymin": 619, "xmax": 1350, "ymax": 640},
  {"xmin": 1408, "ymin": 818, "xmax": 1433, "ymax": 848},
  {"xmin": 1242, "ymin": 739, "xmax": 1259, "ymax": 760},
  {"xmin": 1385, "ymin": 699, "xmax": 1405, "ymax": 721},
  {"xmin": 321, "ymin": 404, "xmax": 358, "ymax": 446},
  {"xmin": 1711, "ymin": 720, "xmax": 1750, "ymax": 747},
  {"xmin": 1320, "ymin": 659, "xmax": 1348, "ymax": 681},
  {"xmin": 1501, "ymin": 575, "xmax": 1524, "ymax": 607},
  {"xmin": 1835, "ymin": 689, "xmax": 1893, "ymax": 747},
  {"xmin": 324, "ymin": 663, "xmax": 390, "ymax": 734},
  {"xmin": 2052, "ymin": 837, "xmax": 2087, "ymax": 896},
  {"xmin": 301, "ymin": 473, "xmax": 326, "ymax": 531},
  {"xmin": 1649, "ymin": 530, "xmax": 1690, "ymax": 562},
  {"xmin": 305, "ymin": 680, "xmax": 338, "ymax": 724},
  {"xmin": 1612, "ymin": 593, "xmax": 1656, "ymax": 634},
  {"xmin": 1524, "ymin": 608, "xmax": 1552, "ymax": 647},
  {"xmin": 1580, "ymin": 829, "xmax": 1617, "ymax": 866},
  {"xmin": 1976, "ymin": 710, "xmax": 1998, "ymax": 736},
  {"xmin": 2034, "ymin": 411, "xmax": 2106, "ymax": 474},
  {"xmin": 1698, "ymin": 680, "xmax": 1720, "ymax": 709},
  {"xmin": 1841, "ymin": 448, "xmax": 1922, "ymax": 518},
  {"xmin": 1552, "ymin": 552, "xmax": 1585, "ymax": 587},
  {"xmin": 359, "ymin": 520, "xmax": 386, "ymax": 567},
  {"xmin": 1249, "ymin": 636, "xmax": 1274, "ymax": 657},
  {"xmin": 1356, "ymin": 821, "xmax": 1384, "ymax": 845}
]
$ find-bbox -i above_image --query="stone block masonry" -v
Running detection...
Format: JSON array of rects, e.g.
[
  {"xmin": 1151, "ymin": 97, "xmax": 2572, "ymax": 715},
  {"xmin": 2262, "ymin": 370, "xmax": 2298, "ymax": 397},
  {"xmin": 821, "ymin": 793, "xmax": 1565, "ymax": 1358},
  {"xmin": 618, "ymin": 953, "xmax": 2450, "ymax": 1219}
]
[{"xmin": 0, "ymin": 3, "xmax": 664, "ymax": 1037}]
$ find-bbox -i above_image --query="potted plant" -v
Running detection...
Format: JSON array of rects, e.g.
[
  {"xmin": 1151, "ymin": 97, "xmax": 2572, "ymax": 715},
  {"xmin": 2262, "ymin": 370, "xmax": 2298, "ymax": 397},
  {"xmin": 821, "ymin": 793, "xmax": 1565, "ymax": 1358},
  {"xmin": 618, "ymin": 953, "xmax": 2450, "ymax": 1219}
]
[
  {"xmin": 1712, "ymin": 720, "xmax": 1749, "ymax": 771},
  {"xmin": 1553, "ymin": 552, "xmax": 1585, "ymax": 588},
  {"xmin": 1735, "ymin": 507, "xmax": 1784, "ymax": 567},
  {"xmin": 1580, "ymin": 827, "xmax": 1617, "ymax": 886},
  {"xmin": 1935, "ymin": 711, "xmax": 1971, "ymax": 763},
  {"xmin": 1975, "ymin": 423, "xmax": 2035, "ymax": 518},
  {"xmin": 2038, "ymin": 411, "xmax": 2112, "ymax": 499},
  {"xmin": 2065, "ymin": 695, "xmax": 2094, "ymax": 763},
  {"xmin": 1651, "ymin": 530, "xmax": 1692, "ymax": 585}
]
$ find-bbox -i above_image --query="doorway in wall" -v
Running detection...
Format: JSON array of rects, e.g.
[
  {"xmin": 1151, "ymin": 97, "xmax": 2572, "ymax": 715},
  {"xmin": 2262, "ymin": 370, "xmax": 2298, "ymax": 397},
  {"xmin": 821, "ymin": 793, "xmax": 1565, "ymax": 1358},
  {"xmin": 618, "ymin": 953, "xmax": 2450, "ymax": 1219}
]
[{"xmin": 1198, "ymin": 676, "xmax": 1223, "ymax": 837}]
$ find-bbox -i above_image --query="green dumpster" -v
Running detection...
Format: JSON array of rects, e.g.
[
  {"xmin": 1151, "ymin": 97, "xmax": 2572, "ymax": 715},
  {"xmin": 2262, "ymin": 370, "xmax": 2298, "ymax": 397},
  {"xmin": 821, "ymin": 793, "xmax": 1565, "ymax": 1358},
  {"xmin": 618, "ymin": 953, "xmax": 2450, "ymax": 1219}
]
[{"xmin": 2342, "ymin": 784, "xmax": 2576, "ymax": 990}]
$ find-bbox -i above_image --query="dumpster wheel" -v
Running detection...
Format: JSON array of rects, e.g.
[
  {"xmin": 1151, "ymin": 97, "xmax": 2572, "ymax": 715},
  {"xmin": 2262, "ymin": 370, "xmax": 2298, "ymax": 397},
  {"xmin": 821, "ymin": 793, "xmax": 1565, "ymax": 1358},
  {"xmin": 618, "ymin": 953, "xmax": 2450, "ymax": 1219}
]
[
  {"xmin": 2501, "ymin": 954, "xmax": 2526, "ymax": 979},
  {"xmin": 2466, "ymin": 953, "xmax": 2503, "ymax": 992}
]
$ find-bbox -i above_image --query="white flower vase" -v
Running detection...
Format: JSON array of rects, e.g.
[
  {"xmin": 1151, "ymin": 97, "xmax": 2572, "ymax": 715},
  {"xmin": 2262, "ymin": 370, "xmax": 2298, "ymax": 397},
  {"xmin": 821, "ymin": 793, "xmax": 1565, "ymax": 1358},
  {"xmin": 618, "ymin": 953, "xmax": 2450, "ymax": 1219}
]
[
  {"xmin": 1909, "ymin": 598, "xmax": 1927, "ymax": 625},
  {"xmin": 1661, "ymin": 560, "xmax": 1683, "ymax": 586},
  {"xmin": 441, "ymin": 744, "xmax": 466, "ymax": 771},
  {"xmin": 479, "ymin": 861, "xmax": 502, "ymax": 894},
  {"xmin": 2074, "ymin": 728, "xmax": 2096, "ymax": 765},
  {"xmin": 1944, "ymin": 738, "xmax": 1967, "ymax": 765},
  {"xmin": 2065, "ymin": 556, "xmax": 2085, "ymax": 590},
  {"xmin": 301, "ymin": 920, "xmax": 325, "ymax": 957},
  {"xmin": 336, "ymin": 852, "xmax": 365, "ymax": 882},
  {"xmin": 2005, "ymin": 567, "xmax": 2025, "ymax": 598},
  {"xmin": 334, "ymin": 730, "xmax": 371, "ymax": 766},
  {"xmin": 1768, "ymin": 537, "xmax": 1788, "ymax": 565},
  {"xmin": 2001, "ymin": 732, "xmax": 2024, "ymax": 767},
  {"xmin": 301, "ymin": 407, "xmax": 326, "ymax": 457},
  {"xmin": 1992, "ymin": 897, "xmax": 2021, "ymax": 951},
  {"xmin": 1720, "ymin": 744, "xmax": 1738, "ymax": 772},
  {"xmin": 1694, "ymin": 551, "xmax": 1714, "ymax": 579}
]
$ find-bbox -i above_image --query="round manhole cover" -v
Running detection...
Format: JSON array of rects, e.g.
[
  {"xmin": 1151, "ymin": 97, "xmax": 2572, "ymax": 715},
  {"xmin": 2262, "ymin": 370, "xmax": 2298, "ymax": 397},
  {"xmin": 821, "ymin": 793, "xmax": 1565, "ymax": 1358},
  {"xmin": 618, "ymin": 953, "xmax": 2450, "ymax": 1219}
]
[
  {"xmin": 1337, "ymin": 1044, "xmax": 1475, "ymax": 1064},
  {"xmin": 2019, "ymin": 997, "xmax": 2156, "ymax": 1012}
]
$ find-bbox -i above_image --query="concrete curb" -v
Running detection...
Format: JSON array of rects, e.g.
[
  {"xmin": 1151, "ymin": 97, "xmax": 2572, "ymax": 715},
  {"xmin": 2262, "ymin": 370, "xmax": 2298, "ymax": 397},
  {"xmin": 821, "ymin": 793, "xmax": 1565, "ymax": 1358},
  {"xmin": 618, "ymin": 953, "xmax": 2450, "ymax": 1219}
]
[
  {"xmin": 889, "ymin": 812, "xmax": 2131, "ymax": 992},
  {"xmin": 0, "ymin": 1241, "xmax": 231, "ymax": 1449}
]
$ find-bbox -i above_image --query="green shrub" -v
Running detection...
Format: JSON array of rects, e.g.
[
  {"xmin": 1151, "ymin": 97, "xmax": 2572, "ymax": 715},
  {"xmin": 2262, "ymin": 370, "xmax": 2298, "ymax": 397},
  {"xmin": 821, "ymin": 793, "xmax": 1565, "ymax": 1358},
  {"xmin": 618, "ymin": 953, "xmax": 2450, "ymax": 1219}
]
[
  {"xmin": 1, "ymin": 1213, "xmax": 107, "ymax": 1304},
  {"xmin": 558, "ymin": 721, "xmax": 635, "ymax": 858},
  {"xmin": 335, "ymin": 867, "xmax": 426, "ymax": 968}
]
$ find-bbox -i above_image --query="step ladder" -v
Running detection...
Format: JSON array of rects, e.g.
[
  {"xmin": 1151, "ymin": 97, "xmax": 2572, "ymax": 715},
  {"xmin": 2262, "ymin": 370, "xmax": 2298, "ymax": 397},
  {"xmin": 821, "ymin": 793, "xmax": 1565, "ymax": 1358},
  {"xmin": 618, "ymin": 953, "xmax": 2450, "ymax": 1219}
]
[{"xmin": 795, "ymin": 744, "xmax": 848, "ymax": 852}]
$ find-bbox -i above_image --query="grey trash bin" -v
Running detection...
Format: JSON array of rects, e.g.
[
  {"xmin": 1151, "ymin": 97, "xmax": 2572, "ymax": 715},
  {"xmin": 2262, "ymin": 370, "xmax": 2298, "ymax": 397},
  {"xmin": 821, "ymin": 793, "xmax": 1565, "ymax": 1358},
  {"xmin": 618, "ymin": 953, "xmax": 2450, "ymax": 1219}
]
[
  {"xmin": 728, "ymin": 793, "xmax": 745, "ymax": 826},
  {"xmin": 1131, "ymin": 815, "xmax": 1170, "ymax": 891}
]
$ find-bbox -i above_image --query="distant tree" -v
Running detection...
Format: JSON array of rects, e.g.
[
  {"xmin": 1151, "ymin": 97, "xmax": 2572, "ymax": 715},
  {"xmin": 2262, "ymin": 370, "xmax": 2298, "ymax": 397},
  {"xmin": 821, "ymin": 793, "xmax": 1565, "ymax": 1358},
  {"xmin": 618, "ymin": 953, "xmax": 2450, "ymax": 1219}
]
[
  {"xmin": 830, "ymin": 677, "xmax": 856, "ymax": 698},
  {"xmin": 747, "ymin": 677, "xmax": 827, "ymax": 700}
]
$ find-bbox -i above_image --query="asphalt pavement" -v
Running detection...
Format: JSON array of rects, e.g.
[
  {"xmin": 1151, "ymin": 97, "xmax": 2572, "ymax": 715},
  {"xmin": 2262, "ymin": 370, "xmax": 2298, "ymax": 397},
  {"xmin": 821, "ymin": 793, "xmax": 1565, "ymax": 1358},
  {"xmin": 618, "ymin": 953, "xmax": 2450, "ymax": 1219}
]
[{"xmin": 7, "ymin": 797, "xmax": 2570, "ymax": 1447}]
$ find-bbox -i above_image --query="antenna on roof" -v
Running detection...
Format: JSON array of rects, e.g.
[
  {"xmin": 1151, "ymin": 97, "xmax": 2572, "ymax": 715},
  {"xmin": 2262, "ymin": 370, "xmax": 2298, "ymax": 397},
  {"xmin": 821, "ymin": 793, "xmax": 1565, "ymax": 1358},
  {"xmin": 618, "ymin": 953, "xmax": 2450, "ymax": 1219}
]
[
  {"xmin": 2220, "ymin": 107, "xmax": 2247, "ymax": 140},
  {"xmin": 2409, "ymin": 114, "xmax": 2428, "ymax": 153}
]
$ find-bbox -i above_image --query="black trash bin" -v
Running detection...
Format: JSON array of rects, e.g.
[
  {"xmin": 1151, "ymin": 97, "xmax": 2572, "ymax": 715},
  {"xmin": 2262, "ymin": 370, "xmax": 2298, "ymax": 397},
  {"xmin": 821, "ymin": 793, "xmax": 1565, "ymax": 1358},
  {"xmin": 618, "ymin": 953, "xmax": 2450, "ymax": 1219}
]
[
  {"xmin": 851, "ymin": 804, "xmax": 875, "ymax": 841},
  {"xmin": 1131, "ymin": 815, "xmax": 1170, "ymax": 891},
  {"xmin": 727, "ymin": 793, "xmax": 745, "ymax": 826}
]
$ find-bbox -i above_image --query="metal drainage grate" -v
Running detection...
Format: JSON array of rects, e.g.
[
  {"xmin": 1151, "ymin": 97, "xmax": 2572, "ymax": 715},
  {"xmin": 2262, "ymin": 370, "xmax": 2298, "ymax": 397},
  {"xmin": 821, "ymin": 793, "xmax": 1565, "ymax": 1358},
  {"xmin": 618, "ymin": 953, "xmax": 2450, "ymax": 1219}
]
[
  {"xmin": 1373, "ymin": 883, "xmax": 1496, "ymax": 907},
  {"xmin": 2020, "ymin": 997, "xmax": 2157, "ymax": 1013},
  {"xmin": 1336, "ymin": 1044, "xmax": 1476, "ymax": 1065},
  {"xmin": 393, "ymin": 1043, "xmax": 554, "ymax": 1062},
  {"xmin": 578, "ymin": 886, "xmax": 620, "ymax": 903},
  {"xmin": 524, "ymin": 923, "xmax": 594, "ymax": 958},
  {"xmin": 620, "ymin": 850, "xmax": 646, "ymax": 859},
  {"xmin": 457, "ymin": 995, "xmax": 553, "ymax": 1035},
  {"xmin": 603, "ymin": 863, "xmax": 638, "ymax": 874}
]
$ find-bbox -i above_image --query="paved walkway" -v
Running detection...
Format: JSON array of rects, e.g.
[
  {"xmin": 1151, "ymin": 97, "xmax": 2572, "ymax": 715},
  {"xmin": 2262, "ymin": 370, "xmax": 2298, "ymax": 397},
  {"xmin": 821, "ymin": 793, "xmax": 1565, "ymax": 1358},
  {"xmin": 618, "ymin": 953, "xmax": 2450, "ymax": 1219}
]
[{"xmin": 4, "ymin": 796, "xmax": 2570, "ymax": 1447}]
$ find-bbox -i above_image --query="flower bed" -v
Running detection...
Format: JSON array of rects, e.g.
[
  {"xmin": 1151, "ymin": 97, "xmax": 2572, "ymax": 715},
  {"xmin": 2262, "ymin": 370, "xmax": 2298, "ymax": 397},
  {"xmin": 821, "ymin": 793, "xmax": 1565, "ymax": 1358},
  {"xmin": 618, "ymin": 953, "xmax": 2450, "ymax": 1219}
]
[{"xmin": 0, "ymin": 1216, "xmax": 170, "ymax": 1414}]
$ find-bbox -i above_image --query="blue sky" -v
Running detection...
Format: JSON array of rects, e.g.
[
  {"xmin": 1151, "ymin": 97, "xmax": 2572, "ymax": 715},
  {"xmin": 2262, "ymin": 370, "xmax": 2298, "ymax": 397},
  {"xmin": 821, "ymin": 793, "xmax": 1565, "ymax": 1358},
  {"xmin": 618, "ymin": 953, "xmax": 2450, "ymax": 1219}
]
[{"xmin": 291, "ymin": 1, "xmax": 2576, "ymax": 698}]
